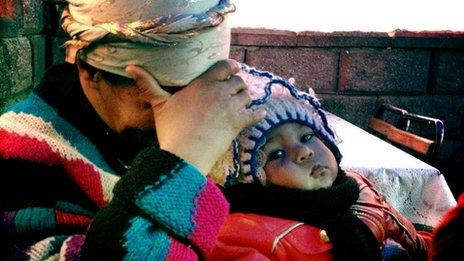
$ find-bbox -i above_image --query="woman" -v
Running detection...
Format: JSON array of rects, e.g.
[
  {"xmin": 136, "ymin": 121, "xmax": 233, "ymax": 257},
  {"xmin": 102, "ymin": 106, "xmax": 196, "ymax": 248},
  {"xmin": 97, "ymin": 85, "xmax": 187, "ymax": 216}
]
[{"xmin": 0, "ymin": 0, "xmax": 264, "ymax": 259}]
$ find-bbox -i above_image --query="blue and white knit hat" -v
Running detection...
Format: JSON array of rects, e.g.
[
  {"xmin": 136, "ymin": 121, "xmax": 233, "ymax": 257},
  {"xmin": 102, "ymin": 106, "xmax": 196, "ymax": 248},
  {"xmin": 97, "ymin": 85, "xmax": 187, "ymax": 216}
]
[{"xmin": 214, "ymin": 64, "xmax": 342, "ymax": 187}]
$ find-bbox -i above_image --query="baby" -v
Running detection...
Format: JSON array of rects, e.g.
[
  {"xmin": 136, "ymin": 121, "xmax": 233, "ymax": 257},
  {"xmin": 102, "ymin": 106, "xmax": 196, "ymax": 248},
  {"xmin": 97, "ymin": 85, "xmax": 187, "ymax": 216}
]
[{"xmin": 209, "ymin": 82, "xmax": 432, "ymax": 260}]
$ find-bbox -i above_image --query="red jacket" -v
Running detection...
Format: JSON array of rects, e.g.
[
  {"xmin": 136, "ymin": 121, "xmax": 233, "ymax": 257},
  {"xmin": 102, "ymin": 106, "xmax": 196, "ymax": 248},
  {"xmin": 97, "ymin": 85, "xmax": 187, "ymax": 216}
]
[
  {"xmin": 209, "ymin": 171, "xmax": 431, "ymax": 260},
  {"xmin": 210, "ymin": 213, "xmax": 333, "ymax": 260},
  {"xmin": 430, "ymin": 193, "xmax": 464, "ymax": 260}
]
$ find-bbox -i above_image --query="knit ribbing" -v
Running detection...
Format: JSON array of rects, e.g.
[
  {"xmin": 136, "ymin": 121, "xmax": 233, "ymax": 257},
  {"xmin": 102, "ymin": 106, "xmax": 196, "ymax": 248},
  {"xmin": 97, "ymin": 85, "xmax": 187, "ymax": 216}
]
[
  {"xmin": 123, "ymin": 216, "xmax": 171, "ymax": 260},
  {"xmin": 135, "ymin": 162, "xmax": 205, "ymax": 237},
  {"xmin": 188, "ymin": 179, "xmax": 230, "ymax": 256}
]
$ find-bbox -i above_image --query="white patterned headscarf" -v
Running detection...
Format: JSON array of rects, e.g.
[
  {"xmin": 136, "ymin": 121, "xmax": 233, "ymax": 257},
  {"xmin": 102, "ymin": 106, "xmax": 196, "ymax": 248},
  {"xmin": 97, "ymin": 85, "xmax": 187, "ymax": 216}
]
[{"xmin": 61, "ymin": 0, "xmax": 235, "ymax": 86}]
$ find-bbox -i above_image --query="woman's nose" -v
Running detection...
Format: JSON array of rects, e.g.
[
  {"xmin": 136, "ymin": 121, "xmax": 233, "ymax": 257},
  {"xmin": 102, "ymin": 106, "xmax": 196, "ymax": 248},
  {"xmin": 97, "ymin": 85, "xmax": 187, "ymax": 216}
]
[{"xmin": 295, "ymin": 145, "xmax": 313, "ymax": 163}]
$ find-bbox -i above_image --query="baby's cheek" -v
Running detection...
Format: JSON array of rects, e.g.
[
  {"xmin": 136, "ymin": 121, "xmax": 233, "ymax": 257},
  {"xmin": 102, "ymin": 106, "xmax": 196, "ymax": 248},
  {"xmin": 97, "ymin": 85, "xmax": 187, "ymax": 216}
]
[{"xmin": 266, "ymin": 165, "xmax": 290, "ymax": 183}]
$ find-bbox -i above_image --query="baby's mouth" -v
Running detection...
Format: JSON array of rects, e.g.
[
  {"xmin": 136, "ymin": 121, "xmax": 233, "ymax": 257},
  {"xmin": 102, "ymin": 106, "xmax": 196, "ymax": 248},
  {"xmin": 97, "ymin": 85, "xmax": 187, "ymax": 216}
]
[{"xmin": 310, "ymin": 164, "xmax": 325, "ymax": 177}]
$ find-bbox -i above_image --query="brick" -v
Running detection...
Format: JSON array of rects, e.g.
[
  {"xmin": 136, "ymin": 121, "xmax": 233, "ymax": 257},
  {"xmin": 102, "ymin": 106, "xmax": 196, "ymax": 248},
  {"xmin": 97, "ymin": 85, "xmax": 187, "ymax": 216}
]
[
  {"xmin": 391, "ymin": 30, "xmax": 464, "ymax": 49},
  {"xmin": 0, "ymin": 21, "xmax": 22, "ymax": 37},
  {"xmin": 0, "ymin": 0, "xmax": 21, "ymax": 37},
  {"xmin": 0, "ymin": 37, "xmax": 32, "ymax": 105},
  {"xmin": 0, "ymin": 0, "xmax": 16, "ymax": 18},
  {"xmin": 0, "ymin": 46, "xmax": 9, "ymax": 104},
  {"xmin": 246, "ymin": 47, "xmax": 339, "ymax": 93},
  {"xmin": 1, "ymin": 88, "xmax": 30, "ymax": 109},
  {"xmin": 297, "ymin": 31, "xmax": 390, "ymax": 47},
  {"xmin": 431, "ymin": 50, "xmax": 464, "ymax": 94},
  {"xmin": 28, "ymin": 35, "xmax": 46, "ymax": 88},
  {"xmin": 229, "ymin": 46, "xmax": 246, "ymax": 63},
  {"xmin": 339, "ymin": 49, "xmax": 430, "ymax": 94},
  {"xmin": 231, "ymin": 28, "xmax": 296, "ymax": 47},
  {"xmin": 0, "ymin": 0, "xmax": 44, "ymax": 37},
  {"xmin": 22, "ymin": 0, "xmax": 44, "ymax": 34},
  {"xmin": 317, "ymin": 94, "xmax": 379, "ymax": 129}
]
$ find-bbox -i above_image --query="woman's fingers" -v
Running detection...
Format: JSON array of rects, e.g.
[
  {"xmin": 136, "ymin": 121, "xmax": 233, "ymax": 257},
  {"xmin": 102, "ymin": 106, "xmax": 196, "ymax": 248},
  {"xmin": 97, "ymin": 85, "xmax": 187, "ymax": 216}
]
[
  {"xmin": 201, "ymin": 59, "xmax": 240, "ymax": 81},
  {"xmin": 125, "ymin": 65, "xmax": 171, "ymax": 109},
  {"xmin": 229, "ymin": 87, "xmax": 251, "ymax": 110},
  {"xmin": 226, "ymin": 75, "xmax": 248, "ymax": 95},
  {"xmin": 151, "ymin": 59, "xmax": 263, "ymax": 175},
  {"xmin": 238, "ymin": 106, "xmax": 267, "ymax": 130}
]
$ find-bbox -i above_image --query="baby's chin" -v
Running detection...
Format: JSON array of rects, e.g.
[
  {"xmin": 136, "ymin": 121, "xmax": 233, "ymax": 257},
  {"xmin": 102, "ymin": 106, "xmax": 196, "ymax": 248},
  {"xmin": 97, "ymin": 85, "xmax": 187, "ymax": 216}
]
[{"xmin": 304, "ymin": 175, "xmax": 337, "ymax": 190}]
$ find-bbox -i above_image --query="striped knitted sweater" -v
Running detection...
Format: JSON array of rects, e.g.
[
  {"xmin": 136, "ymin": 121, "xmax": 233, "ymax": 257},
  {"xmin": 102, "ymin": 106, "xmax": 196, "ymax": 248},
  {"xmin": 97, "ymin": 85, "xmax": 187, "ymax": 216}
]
[{"xmin": 0, "ymin": 64, "xmax": 229, "ymax": 260}]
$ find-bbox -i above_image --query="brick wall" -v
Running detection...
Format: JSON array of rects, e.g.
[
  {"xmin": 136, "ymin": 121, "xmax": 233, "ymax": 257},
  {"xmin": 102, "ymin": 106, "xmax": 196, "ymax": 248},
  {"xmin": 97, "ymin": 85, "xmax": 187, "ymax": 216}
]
[
  {"xmin": 1, "ymin": 2, "xmax": 464, "ymax": 166},
  {"xmin": 229, "ymin": 29, "xmax": 464, "ymax": 164},
  {"xmin": 0, "ymin": 0, "xmax": 47, "ymax": 106}
]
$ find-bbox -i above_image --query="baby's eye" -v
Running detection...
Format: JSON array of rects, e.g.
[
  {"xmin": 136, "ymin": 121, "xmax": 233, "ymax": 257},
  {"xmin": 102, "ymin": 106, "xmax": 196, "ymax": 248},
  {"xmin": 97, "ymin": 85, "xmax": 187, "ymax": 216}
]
[
  {"xmin": 301, "ymin": 133, "xmax": 314, "ymax": 143},
  {"xmin": 268, "ymin": 149, "xmax": 286, "ymax": 161}
]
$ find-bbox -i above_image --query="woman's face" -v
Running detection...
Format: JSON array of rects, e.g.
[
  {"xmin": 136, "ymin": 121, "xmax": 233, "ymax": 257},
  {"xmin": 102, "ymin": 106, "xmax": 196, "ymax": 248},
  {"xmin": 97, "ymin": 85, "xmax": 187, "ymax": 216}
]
[
  {"xmin": 100, "ymin": 83, "xmax": 156, "ymax": 133},
  {"xmin": 261, "ymin": 123, "xmax": 338, "ymax": 190},
  {"xmin": 79, "ymin": 67, "xmax": 156, "ymax": 134}
]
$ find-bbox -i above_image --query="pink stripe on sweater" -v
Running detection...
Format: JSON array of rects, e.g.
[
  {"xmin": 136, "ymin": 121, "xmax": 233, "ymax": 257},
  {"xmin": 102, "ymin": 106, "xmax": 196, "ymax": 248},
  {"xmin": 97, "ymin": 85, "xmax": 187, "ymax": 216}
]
[
  {"xmin": 167, "ymin": 236, "xmax": 198, "ymax": 261},
  {"xmin": 55, "ymin": 210, "xmax": 91, "ymax": 228},
  {"xmin": 0, "ymin": 130, "xmax": 107, "ymax": 207},
  {"xmin": 63, "ymin": 234, "xmax": 85, "ymax": 261},
  {"xmin": 188, "ymin": 179, "xmax": 229, "ymax": 256},
  {"xmin": 0, "ymin": 129, "xmax": 59, "ymax": 164},
  {"xmin": 65, "ymin": 158, "xmax": 107, "ymax": 207}
]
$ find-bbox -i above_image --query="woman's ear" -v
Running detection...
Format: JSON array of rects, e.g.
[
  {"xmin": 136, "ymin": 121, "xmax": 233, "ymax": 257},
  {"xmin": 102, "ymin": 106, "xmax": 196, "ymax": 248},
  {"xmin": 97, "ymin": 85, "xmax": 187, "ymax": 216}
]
[{"xmin": 76, "ymin": 61, "xmax": 102, "ymax": 89}]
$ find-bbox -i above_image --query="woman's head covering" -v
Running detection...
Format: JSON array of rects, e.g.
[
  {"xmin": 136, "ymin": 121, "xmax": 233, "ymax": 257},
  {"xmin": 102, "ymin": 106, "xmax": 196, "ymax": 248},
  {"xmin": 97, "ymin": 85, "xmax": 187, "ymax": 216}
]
[{"xmin": 61, "ymin": 0, "xmax": 235, "ymax": 86}]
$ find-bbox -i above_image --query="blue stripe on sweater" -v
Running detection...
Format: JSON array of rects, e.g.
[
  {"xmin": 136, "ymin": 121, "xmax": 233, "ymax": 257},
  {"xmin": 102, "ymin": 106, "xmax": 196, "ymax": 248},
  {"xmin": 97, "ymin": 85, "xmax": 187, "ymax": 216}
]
[
  {"xmin": 15, "ymin": 207, "xmax": 56, "ymax": 234},
  {"xmin": 6, "ymin": 94, "xmax": 113, "ymax": 172},
  {"xmin": 135, "ymin": 162, "xmax": 206, "ymax": 237},
  {"xmin": 56, "ymin": 201, "xmax": 95, "ymax": 217},
  {"xmin": 49, "ymin": 235, "xmax": 68, "ymax": 250},
  {"xmin": 123, "ymin": 216, "xmax": 170, "ymax": 260}
]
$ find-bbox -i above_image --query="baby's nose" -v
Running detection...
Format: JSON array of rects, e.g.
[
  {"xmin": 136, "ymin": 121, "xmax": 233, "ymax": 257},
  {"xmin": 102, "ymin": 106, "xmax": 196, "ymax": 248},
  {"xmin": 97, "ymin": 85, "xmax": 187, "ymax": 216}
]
[{"xmin": 296, "ymin": 145, "xmax": 313, "ymax": 163}]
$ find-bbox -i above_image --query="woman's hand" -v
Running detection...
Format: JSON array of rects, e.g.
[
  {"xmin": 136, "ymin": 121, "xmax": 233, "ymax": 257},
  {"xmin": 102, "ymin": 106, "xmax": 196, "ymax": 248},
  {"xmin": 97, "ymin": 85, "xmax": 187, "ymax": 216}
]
[{"xmin": 126, "ymin": 60, "xmax": 266, "ymax": 175}]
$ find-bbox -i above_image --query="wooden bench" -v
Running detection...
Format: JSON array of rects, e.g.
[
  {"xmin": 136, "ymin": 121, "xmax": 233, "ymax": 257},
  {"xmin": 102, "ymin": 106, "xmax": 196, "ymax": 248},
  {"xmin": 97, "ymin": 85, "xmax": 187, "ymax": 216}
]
[{"xmin": 368, "ymin": 104, "xmax": 444, "ymax": 159}]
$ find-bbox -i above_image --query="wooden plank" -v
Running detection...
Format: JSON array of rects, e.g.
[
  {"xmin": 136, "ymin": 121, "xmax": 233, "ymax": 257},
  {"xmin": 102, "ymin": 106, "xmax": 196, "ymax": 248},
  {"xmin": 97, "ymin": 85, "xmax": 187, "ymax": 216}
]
[
  {"xmin": 368, "ymin": 118, "xmax": 394, "ymax": 137},
  {"xmin": 387, "ymin": 128, "xmax": 434, "ymax": 156},
  {"xmin": 369, "ymin": 117, "xmax": 434, "ymax": 156}
]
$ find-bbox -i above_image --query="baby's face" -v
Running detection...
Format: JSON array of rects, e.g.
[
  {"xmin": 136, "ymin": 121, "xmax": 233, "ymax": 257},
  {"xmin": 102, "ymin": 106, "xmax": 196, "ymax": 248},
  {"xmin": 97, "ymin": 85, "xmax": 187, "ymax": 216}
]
[{"xmin": 262, "ymin": 123, "xmax": 338, "ymax": 190}]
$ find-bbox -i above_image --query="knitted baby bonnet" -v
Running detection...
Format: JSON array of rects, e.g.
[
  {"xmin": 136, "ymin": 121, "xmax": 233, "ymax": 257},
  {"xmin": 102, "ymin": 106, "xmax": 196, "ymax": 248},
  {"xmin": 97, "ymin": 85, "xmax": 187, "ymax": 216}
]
[{"xmin": 213, "ymin": 65, "xmax": 342, "ymax": 187}]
